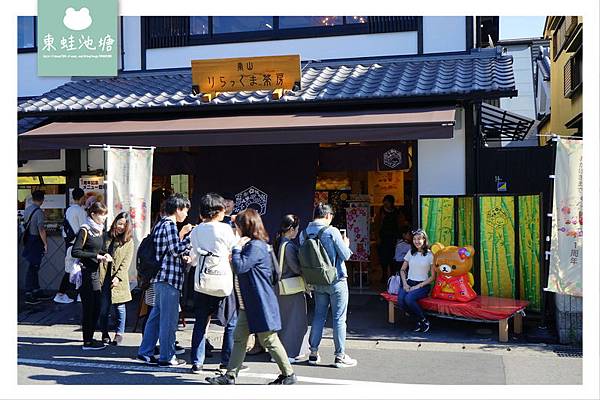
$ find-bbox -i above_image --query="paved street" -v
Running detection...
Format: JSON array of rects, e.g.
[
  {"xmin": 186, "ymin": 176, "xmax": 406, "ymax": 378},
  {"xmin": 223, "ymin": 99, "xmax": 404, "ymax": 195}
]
[{"xmin": 17, "ymin": 295, "xmax": 582, "ymax": 385}]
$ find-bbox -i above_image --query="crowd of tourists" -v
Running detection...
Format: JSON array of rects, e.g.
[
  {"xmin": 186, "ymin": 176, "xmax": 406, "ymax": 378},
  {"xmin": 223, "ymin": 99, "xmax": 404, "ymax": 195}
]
[{"xmin": 21, "ymin": 190, "xmax": 375, "ymax": 385}]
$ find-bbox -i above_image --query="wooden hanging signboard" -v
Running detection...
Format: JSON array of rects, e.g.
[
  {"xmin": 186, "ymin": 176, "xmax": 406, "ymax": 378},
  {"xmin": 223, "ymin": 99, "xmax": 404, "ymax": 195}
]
[{"xmin": 192, "ymin": 54, "xmax": 301, "ymax": 98}]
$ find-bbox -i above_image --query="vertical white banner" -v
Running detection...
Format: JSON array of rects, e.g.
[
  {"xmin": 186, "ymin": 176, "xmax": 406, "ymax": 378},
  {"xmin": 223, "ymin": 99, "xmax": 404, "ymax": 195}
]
[
  {"xmin": 106, "ymin": 147, "xmax": 154, "ymax": 285},
  {"xmin": 547, "ymin": 138, "xmax": 583, "ymax": 296}
]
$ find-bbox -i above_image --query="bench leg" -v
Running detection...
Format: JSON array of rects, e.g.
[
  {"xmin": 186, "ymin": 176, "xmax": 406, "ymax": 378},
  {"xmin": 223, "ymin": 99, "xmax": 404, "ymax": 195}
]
[
  {"xmin": 499, "ymin": 318, "xmax": 509, "ymax": 342},
  {"xmin": 514, "ymin": 312, "xmax": 523, "ymax": 334},
  {"xmin": 388, "ymin": 301, "xmax": 395, "ymax": 324}
]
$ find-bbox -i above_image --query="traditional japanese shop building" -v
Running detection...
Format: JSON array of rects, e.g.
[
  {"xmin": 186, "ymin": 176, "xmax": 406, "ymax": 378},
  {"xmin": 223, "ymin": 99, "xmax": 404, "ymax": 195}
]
[{"xmin": 18, "ymin": 16, "xmax": 520, "ymax": 290}]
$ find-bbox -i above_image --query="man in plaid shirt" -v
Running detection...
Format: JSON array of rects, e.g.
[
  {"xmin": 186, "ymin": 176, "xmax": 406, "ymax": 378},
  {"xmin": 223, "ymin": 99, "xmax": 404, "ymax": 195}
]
[{"xmin": 137, "ymin": 194, "xmax": 193, "ymax": 366}]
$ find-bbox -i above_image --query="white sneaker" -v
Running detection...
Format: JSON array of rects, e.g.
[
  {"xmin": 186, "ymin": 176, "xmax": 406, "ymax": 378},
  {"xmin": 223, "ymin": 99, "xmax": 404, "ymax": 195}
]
[
  {"xmin": 53, "ymin": 293, "xmax": 74, "ymax": 304},
  {"xmin": 270, "ymin": 357, "xmax": 297, "ymax": 364},
  {"xmin": 76, "ymin": 294, "xmax": 81, "ymax": 302},
  {"xmin": 334, "ymin": 354, "xmax": 358, "ymax": 368}
]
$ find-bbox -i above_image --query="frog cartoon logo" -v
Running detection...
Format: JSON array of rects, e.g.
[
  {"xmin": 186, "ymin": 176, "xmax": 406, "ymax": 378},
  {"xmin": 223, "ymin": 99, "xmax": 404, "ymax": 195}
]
[{"xmin": 63, "ymin": 7, "xmax": 93, "ymax": 31}]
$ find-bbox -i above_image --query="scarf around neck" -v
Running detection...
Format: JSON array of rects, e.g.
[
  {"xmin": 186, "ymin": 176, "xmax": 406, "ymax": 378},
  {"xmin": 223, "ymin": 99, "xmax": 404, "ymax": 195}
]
[{"xmin": 82, "ymin": 216, "xmax": 104, "ymax": 237}]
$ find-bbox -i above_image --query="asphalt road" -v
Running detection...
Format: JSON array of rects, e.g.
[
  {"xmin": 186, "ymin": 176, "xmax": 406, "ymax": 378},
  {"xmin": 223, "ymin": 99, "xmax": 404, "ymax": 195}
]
[{"xmin": 17, "ymin": 323, "xmax": 582, "ymax": 385}]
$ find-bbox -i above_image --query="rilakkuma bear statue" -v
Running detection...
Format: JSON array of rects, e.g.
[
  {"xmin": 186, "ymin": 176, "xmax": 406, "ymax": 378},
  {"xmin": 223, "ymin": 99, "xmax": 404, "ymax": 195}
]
[{"xmin": 430, "ymin": 243, "xmax": 477, "ymax": 302}]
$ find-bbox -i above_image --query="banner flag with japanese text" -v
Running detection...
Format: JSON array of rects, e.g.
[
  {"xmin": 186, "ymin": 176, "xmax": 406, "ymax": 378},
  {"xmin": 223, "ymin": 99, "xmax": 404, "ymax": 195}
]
[
  {"xmin": 546, "ymin": 138, "xmax": 582, "ymax": 297},
  {"xmin": 346, "ymin": 204, "xmax": 370, "ymax": 262},
  {"xmin": 106, "ymin": 147, "xmax": 154, "ymax": 286}
]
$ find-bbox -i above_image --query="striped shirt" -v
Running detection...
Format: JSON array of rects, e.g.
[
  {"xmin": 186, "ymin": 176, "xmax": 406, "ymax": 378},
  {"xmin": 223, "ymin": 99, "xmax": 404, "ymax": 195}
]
[
  {"xmin": 151, "ymin": 217, "xmax": 191, "ymax": 291},
  {"xmin": 144, "ymin": 283, "xmax": 156, "ymax": 306},
  {"xmin": 234, "ymin": 275, "xmax": 245, "ymax": 310}
]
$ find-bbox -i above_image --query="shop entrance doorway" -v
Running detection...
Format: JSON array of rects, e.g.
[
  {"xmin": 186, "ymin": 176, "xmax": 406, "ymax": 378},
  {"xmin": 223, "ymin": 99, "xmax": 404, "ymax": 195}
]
[{"xmin": 314, "ymin": 142, "xmax": 415, "ymax": 292}]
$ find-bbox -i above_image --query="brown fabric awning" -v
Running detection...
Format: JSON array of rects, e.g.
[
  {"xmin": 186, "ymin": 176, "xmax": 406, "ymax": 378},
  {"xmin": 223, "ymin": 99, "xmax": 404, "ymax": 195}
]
[{"xmin": 18, "ymin": 107, "xmax": 456, "ymax": 150}]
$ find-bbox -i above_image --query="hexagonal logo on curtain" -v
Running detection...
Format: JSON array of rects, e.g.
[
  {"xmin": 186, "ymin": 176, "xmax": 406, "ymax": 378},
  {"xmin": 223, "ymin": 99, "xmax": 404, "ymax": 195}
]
[
  {"xmin": 234, "ymin": 186, "xmax": 268, "ymax": 215},
  {"xmin": 383, "ymin": 148, "xmax": 403, "ymax": 169}
]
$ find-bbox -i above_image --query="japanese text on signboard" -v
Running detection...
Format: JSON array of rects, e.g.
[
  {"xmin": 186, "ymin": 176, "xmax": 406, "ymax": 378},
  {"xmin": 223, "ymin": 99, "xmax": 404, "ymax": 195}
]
[{"xmin": 191, "ymin": 55, "xmax": 301, "ymax": 95}]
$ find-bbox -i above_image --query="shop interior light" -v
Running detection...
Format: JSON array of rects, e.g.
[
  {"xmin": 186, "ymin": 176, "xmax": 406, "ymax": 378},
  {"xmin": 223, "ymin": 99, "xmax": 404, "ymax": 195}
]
[
  {"xmin": 42, "ymin": 176, "xmax": 67, "ymax": 184},
  {"xmin": 17, "ymin": 176, "xmax": 41, "ymax": 185}
]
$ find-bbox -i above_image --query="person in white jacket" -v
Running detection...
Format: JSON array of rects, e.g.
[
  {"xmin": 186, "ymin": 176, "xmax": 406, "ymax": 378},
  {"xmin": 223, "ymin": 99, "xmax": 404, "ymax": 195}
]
[
  {"xmin": 188, "ymin": 193, "xmax": 242, "ymax": 373},
  {"xmin": 54, "ymin": 188, "xmax": 88, "ymax": 304}
]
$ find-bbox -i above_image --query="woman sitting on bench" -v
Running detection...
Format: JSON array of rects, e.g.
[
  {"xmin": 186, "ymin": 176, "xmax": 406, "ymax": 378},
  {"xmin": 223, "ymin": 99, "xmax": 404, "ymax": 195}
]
[{"xmin": 397, "ymin": 229, "xmax": 436, "ymax": 333}]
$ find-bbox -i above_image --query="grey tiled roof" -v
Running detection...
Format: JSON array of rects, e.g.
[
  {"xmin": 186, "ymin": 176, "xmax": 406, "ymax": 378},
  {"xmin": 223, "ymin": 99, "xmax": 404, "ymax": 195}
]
[
  {"xmin": 18, "ymin": 117, "xmax": 47, "ymax": 134},
  {"xmin": 18, "ymin": 47, "xmax": 516, "ymax": 114}
]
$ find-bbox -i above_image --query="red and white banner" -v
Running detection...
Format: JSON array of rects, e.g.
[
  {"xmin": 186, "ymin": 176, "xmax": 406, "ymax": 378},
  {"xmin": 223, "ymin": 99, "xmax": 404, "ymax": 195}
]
[
  {"xmin": 547, "ymin": 138, "xmax": 583, "ymax": 297},
  {"xmin": 106, "ymin": 147, "xmax": 154, "ymax": 285},
  {"xmin": 346, "ymin": 204, "xmax": 370, "ymax": 262}
]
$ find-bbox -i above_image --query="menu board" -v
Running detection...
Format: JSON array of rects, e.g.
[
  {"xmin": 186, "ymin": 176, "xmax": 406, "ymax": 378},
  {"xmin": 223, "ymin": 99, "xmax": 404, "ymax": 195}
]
[
  {"xmin": 368, "ymin": 171, "xmax": 404, "ymax": 206},
  {"xmin": 346, "ymin": 203, "xmax": 370, "ymax": 262},
  {"xmin": 79, "ymin": 175, "xmax": 105, "ymax": 204}
]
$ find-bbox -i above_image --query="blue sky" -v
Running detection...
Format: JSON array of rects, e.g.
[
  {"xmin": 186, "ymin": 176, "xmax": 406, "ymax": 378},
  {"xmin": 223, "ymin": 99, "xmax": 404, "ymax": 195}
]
[{"xmin": 499, "ymin": 16, "xmax": 546, "ymax": 40}]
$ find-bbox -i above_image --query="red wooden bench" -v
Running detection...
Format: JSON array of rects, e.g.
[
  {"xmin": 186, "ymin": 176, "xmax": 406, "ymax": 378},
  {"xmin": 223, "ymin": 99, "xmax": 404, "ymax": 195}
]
[{"xmin": 380, "ymin": 292, "xmax": 529, "ymax": 342}]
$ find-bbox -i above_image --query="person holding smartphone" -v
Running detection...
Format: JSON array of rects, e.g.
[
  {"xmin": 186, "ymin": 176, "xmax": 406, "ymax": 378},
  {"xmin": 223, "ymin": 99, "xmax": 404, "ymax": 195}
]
[{"xmin": 300, "ymin": 203, "xmax": 357, "ymax": 368}]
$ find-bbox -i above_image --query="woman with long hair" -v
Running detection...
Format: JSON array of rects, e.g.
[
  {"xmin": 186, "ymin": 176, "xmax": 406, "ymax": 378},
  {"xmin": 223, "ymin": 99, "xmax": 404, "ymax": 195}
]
[
  {"xmin": 397, "ymin": 229, "xmax": 436, "ymax": 333},
  {"xmin": 206, "ymin": 209, "xmax": 297, "ymax": 385},
  {"xmin": 98, "ymin": 211, "xmax": 134, "ymax": 345},
  {"xmin": 71, "ymin": 202, "xmax": 112, "ymax": 350},
  {"xmin": 273, "ymin": 214, "xmax": 309, "ymax": 363}
]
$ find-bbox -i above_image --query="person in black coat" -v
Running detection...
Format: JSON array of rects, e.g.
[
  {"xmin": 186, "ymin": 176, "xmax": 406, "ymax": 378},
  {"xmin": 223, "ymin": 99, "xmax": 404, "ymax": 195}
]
[
  {"xmin": 71, "ymin": 202, "xmax": 112, "ymax": 351},
  {"xmin": 206, "ymin": 209, "xmax": 297, "ymax": 385}
]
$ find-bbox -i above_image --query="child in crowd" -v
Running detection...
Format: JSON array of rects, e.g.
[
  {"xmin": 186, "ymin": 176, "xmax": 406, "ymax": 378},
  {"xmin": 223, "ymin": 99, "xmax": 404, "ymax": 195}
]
[{"xmin": 393, "ymin": 226, "xmax": 412, "ymax": 273}]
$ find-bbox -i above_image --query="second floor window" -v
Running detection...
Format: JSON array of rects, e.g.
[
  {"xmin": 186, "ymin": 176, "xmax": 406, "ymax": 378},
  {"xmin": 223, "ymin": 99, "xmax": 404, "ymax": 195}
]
[
  {"xmin": 190, "ymin": 16, "xmax": 209, "ymax": 36},
  {"xmin": 279, "ymin": 16, "xmax": 343, "ymax": 28},
  {"xmin": 145, "ymin": 16, "xmax": 415, "ymax": 49},
  {"xmin": 212, "ymin": 16, "xmax": 273, "ymax": 34},
  {"xmin": 18, "ymin": 16, "xmax": 35, "ymax": 49}
]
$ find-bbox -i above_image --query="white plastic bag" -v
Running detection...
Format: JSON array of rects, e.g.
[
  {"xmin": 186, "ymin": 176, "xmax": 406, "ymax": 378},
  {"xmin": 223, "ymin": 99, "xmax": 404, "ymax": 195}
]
[
  {"xmin": 64, "ymin": 246, "xmax": 78, "ymax": 273},
  {"xmin": 387, "ymin": 273, "xmax": 401, "ymax": 295},
  {"xmin": 69, "ymin": 261, "xmax": 82, "ymax": 289}
]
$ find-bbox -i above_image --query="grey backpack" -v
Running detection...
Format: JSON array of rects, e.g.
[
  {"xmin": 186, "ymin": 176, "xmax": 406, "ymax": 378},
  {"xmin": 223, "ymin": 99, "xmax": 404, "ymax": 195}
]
[{"xmin": 298, "ymin": 226, "xmax": 338, "ymax": 285}]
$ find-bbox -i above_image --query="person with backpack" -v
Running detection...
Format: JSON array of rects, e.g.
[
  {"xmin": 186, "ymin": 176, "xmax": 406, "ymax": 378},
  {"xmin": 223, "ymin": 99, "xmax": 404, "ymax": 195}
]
[
  {"xmin": 98, "ymin": 212, "xmax": 134, "ymax": 345},
  {"xmin": 55, "ymin": 188, "xmax": 87, "ymax": 304},
  {"xmin": 136, "ymin": 193, "xmax": 193, "ymax": 366},
  {"xmin": 139, "ymin": 201, "xmax": 186, "ymax": 358},
  {"xmin": 273, "ymin": 214, "xmax": 309, "ymax": 363},
  {"xmin": 299, "ymin": 203, "xmax": 357, "ymax": 368},
  {"xmin": 206, "ymin": 209, "xmax": 297, "ymax": 385},
  {"xmin": 71, "ymin": 202, "xmax": 112, "ymax": 350},
  {"xmin": 21, "ymin": 190, "xmax": 52, "ymax": 305}
]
